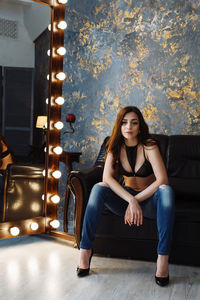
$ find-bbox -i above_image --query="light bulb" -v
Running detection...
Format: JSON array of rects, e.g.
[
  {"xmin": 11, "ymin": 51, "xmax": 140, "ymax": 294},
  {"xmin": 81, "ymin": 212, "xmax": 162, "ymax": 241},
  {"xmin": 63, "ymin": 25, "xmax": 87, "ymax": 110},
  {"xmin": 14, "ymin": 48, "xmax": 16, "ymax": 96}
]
[
  {"xmin": 42, "ymin": 194, "xmax": 45, "ymax": 201},
  {"xmin": 47, "ymin": 74, "xmax": 50, "ymax": 80},
  {"xmin": 57, "ymin": 0, "xmax": 68, "ymax": 4},
  {"xmin": 52, "ymin": 170, "xmax": 62, "ymax": 179},
  {"xmin": 44, "ymin": 147, "xmax": 47, "ymax": 153},
  {"xmin": 30, "ymin": 222, "xmax": 39, "ymax": 231},
  {"xmin": 56, "ymin": 47, "xmax": 66, "ymax": 56},
  {"xmin": 55, "ymin": 72, "xmax": 66, "ymax": 81},
  {"xmin": 42, "ymin": 170, "xmax": 46, "ymax": 176},
  {"xmin": 48, "ymin": 24, "xmax": 51, "ymax": 31},
  {"xmin": 46, "ymin": 98, "xmax": 49, "ymax": 104},
  {"xmin": 44, "ymin": 122, "xmax": 48, "ymax": 129},
  {"xmin": 54, "ymin": 121, "xmax": 64, "ymax": 130},
  {"xmin": 55, "ymin": 97, "xmax": 64, "ymax": 105},
  {"xmin": 57, "ymin": 21, "xmax": 67, "ymax": 30},
  {"xmin": 51, "ymin": 195, "xmax": 60, "ymax": 204},
  {"xmin": 53, "ymin": 146, "xmax": 63, "ymax": 155},
  {"xmin": 50, "ymin": 220, "xmax": 60, "ymax": 229},
  {"xmin": 47, "ymin": 49, "xmax": 51, "ymax": 56},
  {"xmin": 10, "ymin": 227, "xmax": 20, "ymax": 236}
]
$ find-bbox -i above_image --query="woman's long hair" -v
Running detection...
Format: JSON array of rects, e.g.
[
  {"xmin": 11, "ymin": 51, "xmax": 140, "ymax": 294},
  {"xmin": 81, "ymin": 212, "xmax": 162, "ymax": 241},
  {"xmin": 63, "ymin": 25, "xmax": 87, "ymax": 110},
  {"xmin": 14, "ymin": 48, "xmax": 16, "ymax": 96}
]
[{"xmin": 105, "ymin": 106, "xmax": 158, "ymax": 168}]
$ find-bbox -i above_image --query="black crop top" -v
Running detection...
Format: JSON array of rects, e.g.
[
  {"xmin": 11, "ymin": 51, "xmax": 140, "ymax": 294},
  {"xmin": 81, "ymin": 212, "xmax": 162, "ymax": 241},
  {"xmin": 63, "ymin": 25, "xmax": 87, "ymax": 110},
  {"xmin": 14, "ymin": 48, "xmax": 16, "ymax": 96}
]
[{"xmin": 119, "ymin": 144, "xmax": 153, "ymax": 178}]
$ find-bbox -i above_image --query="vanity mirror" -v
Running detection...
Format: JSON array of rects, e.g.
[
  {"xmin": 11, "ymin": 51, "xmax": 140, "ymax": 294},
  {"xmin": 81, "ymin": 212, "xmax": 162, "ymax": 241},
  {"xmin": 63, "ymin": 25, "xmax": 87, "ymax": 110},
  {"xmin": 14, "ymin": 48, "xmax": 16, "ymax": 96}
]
[{"xmin": 0, "ymin": 0, "xmax": 66, "ymax": 240}]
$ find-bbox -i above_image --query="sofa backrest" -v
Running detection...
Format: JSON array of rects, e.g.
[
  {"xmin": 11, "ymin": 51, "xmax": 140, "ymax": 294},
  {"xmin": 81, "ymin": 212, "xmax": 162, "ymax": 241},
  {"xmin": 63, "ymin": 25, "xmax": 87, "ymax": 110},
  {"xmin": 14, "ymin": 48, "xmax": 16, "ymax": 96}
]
[
  {"xmin": 167, "ymin": 135, "xmax": 200, "ymax": 178},
  {"xmin": 95, "ymin": 134, "xmax": 200, "ymax": 180},
  {"xmin": 151, "ymin": 134, "xmax": 169, "ymax": 166},
  {"xmin": 95, "ymin": 137, "xmax": 109, "ymax": 166},
  {"xmin": 95, "ymin": 134, "xmax": 169, "ymax": 167}
]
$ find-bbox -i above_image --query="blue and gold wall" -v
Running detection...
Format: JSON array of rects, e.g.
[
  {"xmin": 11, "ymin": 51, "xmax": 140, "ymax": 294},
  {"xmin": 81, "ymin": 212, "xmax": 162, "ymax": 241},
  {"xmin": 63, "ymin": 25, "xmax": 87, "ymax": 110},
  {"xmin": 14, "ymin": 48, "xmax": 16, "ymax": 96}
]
[{"xmin": 58, "ymin": 0, "xmax": 200, "ymax": 230}]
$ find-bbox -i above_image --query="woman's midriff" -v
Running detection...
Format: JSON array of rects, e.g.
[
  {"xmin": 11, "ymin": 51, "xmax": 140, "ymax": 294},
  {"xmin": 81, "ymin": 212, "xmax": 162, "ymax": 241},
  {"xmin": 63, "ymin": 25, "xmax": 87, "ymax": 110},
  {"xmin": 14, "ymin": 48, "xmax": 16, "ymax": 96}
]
[{"xmin": 123, "ymin": 174, "xmax": 156, "ymax": 192}]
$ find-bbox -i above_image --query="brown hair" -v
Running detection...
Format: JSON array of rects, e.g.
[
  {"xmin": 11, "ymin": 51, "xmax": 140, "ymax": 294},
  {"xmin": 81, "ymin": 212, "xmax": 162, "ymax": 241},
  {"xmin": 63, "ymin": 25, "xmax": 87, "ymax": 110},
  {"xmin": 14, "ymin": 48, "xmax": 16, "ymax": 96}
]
[{"xmin": 105, "ymin": 106, "xmax": 158, "ymax": 168}]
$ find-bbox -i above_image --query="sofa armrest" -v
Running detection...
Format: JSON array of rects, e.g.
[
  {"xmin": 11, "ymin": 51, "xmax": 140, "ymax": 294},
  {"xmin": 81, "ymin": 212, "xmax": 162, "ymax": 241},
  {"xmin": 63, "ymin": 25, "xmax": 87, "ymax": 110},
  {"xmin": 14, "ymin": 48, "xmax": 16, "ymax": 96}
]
[{"xmin": 68, "ymin": 165, "xmax": 104, "ymax": 247}]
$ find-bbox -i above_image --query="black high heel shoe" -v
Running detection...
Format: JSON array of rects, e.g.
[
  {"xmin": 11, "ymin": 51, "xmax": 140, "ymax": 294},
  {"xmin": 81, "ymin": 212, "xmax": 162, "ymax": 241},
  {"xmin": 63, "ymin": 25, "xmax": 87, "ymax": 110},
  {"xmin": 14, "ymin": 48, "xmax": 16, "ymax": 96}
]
[
  {"xmin": 155, "ymin": 274, "xmax": 169, "ymax": 287},
  {"xmin": 77, "ymin": 249, "xmax": 94, "ymax": 277}
]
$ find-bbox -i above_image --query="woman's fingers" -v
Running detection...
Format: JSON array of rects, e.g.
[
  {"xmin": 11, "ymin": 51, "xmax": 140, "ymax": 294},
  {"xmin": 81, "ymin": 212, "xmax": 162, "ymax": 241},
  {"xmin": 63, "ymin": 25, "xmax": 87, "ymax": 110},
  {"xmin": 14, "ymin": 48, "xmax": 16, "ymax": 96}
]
[{"xmin": 125, "ymin": 205, "xmax": 143, "ymax": 227}]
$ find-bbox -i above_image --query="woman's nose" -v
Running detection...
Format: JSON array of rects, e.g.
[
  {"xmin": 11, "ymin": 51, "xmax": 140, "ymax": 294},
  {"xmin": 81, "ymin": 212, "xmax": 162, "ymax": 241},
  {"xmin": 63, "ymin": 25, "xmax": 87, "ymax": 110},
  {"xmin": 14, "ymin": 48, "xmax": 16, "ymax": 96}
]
[{"xmin": 126, "ymin": 122, "xmax": 132, "ymax": 129}]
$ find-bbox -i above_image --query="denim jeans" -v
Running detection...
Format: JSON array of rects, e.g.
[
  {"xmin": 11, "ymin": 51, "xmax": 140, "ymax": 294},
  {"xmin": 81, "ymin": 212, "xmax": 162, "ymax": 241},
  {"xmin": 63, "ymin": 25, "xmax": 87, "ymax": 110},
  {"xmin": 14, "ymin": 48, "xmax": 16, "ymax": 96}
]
[{"xmin": 80, "ymin": 183, "xmax": 175, "ymax": 255}]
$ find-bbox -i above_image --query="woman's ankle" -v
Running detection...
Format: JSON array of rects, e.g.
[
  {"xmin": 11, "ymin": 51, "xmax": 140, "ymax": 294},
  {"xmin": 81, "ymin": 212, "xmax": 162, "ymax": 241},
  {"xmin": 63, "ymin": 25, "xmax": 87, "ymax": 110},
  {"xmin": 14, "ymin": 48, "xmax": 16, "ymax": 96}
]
[
  {"xmin": 79, "ymin": 249, "xmax": 92, "ymax": 269},
  {"xmin": 156, "ymin": 255, "xmax": 169, "ymax": 277}
]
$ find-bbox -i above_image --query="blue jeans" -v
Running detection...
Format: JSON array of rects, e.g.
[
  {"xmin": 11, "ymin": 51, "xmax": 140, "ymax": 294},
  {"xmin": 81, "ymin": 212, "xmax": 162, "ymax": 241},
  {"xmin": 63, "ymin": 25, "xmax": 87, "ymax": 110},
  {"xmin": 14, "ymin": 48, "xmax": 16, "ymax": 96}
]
[{"xmin": 80, "ymin": 183, "xmax": 175, "ymax": 255}]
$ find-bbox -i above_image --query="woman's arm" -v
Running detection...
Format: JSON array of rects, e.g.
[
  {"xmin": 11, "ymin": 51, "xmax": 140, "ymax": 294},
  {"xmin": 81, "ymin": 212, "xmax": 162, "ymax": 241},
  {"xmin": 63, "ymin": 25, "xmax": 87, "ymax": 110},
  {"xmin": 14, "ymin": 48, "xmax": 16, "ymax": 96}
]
[
  {"xmin": 103, "ymin": 152, "xmax": 143, "ymax": 226},
  {"xmin": 103, "ymin": 152, "xmax": 135, "ymax": 203},
  {"xmin": 134, "ymin": 145, "xmax": 168, "ymax": 203}
]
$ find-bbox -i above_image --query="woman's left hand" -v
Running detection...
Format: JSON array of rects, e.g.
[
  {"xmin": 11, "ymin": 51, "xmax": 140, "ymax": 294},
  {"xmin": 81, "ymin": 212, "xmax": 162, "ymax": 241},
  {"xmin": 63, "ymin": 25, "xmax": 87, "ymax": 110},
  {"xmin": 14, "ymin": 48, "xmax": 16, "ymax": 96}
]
[{"xmin": 124, "ymin": 198, "xmax": 143, "ymax": 226}]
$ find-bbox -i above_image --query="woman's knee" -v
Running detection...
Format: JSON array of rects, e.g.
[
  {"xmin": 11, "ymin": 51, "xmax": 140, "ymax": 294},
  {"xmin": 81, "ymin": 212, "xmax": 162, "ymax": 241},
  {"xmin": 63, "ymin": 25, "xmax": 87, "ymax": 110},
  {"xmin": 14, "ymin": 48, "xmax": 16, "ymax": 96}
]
[
  {"xmin": 90, "ymin": 182, "xmax": 109, "ymax": 199},
  {"xmin": 157, "ymin": 184, "xmax": 175, "ymax": 208}
]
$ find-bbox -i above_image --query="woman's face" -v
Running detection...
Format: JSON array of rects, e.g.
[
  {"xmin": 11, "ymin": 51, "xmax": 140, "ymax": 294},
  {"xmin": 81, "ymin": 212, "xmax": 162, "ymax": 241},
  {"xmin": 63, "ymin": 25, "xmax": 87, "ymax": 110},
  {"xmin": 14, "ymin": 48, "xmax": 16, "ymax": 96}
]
[{"xmin": 121, "ymin": 111, "xmax": 140, "ymax": 141}]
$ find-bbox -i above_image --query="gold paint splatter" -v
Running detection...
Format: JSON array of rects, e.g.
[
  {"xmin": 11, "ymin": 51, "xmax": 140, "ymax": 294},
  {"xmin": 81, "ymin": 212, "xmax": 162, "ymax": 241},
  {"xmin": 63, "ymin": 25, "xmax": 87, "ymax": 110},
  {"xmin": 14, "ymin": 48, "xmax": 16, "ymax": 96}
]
[{"xmin": 142, "ymin": 104, "xmax": 159, "ymax": 122}]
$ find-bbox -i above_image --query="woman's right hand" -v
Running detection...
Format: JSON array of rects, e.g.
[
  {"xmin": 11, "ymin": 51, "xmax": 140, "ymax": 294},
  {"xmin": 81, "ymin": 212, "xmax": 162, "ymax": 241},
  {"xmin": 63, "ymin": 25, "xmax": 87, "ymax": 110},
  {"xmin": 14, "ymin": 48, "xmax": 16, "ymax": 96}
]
[{"xmin": 124, "ymin": 198, "xmax": 143, "ymax": 227}]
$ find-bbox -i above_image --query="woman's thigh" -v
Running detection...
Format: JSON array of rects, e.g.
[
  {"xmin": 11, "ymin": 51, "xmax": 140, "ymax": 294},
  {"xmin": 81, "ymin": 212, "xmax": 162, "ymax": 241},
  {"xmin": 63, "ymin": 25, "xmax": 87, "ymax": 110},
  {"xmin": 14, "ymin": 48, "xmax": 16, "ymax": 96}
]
[
  {"xmin": 97, "ymin": 184, "xmax": 127, "ymax": 217},
  {"xmin": 102, "ymin": 185, "xmax": 139, "ymax": 217}
]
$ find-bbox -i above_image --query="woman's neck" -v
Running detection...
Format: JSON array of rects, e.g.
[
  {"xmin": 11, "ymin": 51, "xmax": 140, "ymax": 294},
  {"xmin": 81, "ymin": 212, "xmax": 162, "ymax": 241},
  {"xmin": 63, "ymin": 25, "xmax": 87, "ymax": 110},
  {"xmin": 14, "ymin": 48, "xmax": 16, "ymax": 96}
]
[{"xmin": 124, "ymin": 138, "xmax": 138, "ymax": 147}]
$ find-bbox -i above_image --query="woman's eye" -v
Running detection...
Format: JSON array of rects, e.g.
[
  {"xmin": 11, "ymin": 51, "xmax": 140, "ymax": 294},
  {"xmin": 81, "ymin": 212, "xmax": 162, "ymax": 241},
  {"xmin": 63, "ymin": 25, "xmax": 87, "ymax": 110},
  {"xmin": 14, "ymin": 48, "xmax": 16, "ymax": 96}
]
[
  {"xmin": 121, "ymin": 121, "xmax": 127, "ymax": 125},
  {"xmin": 132, "ymin": 122, "xmax": 138, "ymax": 125}
]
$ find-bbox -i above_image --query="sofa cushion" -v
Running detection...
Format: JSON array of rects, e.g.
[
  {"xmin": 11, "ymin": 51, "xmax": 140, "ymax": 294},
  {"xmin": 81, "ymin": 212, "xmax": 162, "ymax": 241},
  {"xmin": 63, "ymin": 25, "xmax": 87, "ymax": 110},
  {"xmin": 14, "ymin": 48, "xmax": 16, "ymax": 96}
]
[{"xmin": 168, "ymin": 135, "xmax": 200, "ymax": 178}]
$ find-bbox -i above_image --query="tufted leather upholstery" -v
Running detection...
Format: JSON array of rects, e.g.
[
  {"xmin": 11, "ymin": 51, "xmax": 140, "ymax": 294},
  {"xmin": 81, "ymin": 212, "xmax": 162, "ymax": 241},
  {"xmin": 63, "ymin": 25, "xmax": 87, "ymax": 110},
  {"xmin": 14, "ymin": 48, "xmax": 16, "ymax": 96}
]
[{"xmin": 2, "ymin": 163, "xmax": 44, "ymax": 222}]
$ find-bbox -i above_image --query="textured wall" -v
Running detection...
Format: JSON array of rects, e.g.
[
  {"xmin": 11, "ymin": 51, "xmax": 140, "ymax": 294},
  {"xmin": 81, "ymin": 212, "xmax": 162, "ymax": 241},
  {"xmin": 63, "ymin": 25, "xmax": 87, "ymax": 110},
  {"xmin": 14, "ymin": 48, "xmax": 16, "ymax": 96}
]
[{"xmin": 58, "ymin": 0, "xmax": 200, "ymax": 231}]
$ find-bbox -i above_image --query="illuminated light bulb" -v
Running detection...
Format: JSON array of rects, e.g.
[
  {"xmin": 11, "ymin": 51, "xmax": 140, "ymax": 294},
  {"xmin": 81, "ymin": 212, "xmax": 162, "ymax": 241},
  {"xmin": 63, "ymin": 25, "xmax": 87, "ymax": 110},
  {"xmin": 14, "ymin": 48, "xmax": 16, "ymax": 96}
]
[
  {"xmin": 54, "ymin": 121, "xmax": 64, "ymax": 130},
  {"xmin": 44, "ymin": 122, "xmax": 48, "ymax": 129},
  {"xmin": 50, "ymin": 220, "xmax": 60, "ymax": 229},
  {"xmin": 48, "ymin": 24, "xmax": 51, "ymax": 31},
  {"xmin": 46, "ymin": 98, "xmax": 49, "ymax": 104},
  {"xmin": 57, "ymin": 0, "xmax": 68, "ymax": 4},
  {"xmin": 53, "ymin": 146, "xmax": 63, "ymax": 155},
  {"xmin": 57, "ymin": 21, "xmax": 67, "ymax": 30},
  {"xmin": 55, "ymin": 97, "xmax": 64, "ymax": 105},
  {"xmin": 51, "ymin": 195, "xmax": 60, "ymax": 204},
  {"xmin": 42, "ymin": 194, "xmax": 45, "ymax": 201},
  {"xmin": 30, "ymin": 222, "xmax": 39, "ymax": 231},
  {"xmin": 56, "ymin": 47, "xmax": 66, "ymax": 56},
  {"xmin": 47, "ymin": 74, "xmax": 50, "ymax": 80},
  {"xmin": 44, "ymin": 147, "xmax": 47, "ymax": 153},
  {"xmin": 10, "ymin": 227, "xmax": 20, "ymax": 236},
  {"xmin": 47, "ymin": 49, "xmax": 51, "ymax": 56},
  {"xmin": 52, "ymin": 170, "xmax": 62, "ymax": 179},
  {"xmin": 55, "ymin": 72, "xmax": 66, "ymax": 81},
  {"xmin": 42, "ymin": 170, "xmax": 46, "ymax": 176}
]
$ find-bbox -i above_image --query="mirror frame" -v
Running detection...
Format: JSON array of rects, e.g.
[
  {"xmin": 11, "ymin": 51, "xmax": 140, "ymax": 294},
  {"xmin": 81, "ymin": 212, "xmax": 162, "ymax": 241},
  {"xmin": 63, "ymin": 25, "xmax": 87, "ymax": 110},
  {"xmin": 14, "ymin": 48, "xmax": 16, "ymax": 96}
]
[{"xmin": 0, "ymin": 0, "xmax": 66, "ymax": 240}]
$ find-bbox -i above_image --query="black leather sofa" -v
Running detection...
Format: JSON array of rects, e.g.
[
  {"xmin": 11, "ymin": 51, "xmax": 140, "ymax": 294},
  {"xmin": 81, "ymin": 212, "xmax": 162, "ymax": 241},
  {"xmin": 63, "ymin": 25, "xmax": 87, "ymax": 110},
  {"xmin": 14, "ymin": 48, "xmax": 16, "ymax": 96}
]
[
  {"xmin": 69, "ymin": 135, "xmax": 200, "ymax": 266},
  {"xmin": 1, "ymin": 163, "xmax": 44, "ymax": 222}
]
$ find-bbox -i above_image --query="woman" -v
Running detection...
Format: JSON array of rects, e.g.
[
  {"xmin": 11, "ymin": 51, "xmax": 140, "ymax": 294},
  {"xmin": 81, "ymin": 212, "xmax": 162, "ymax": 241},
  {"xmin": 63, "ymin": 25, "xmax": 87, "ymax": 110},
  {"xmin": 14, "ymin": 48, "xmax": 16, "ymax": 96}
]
[{"xmin": 77, "ymin": 106, "xmax": 175, "ymax": 287}]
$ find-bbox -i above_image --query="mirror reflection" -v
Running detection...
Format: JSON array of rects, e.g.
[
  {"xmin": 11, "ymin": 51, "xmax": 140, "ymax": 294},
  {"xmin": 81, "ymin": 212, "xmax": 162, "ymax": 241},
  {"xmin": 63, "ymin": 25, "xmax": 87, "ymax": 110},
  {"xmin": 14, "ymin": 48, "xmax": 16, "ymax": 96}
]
[{"xmin": 0, "ymin": 0, "xmax": 50, "ymax": 223}]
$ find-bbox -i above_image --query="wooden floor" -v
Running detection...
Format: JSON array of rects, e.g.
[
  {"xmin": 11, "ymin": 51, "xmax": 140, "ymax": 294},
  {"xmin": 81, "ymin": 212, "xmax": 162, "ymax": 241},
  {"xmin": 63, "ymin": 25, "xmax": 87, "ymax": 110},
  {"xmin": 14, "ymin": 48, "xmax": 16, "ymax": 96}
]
[{"xmin": 0, "ymin": 235, "xmax": 200, "ymax": 300}]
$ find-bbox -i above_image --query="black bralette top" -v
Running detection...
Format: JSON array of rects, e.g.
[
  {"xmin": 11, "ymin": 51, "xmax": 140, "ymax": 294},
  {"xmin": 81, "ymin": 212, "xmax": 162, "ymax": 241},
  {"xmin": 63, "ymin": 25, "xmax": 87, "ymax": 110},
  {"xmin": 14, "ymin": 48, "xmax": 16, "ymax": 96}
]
[{"xmin": 119, "ymin": 144, "xmax": 153, "ymax": 178}]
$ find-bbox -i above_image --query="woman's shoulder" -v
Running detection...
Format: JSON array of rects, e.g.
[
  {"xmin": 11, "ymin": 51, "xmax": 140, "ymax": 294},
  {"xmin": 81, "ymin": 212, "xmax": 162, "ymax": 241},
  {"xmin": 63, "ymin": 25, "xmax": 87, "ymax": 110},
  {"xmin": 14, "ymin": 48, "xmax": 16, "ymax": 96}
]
[{"xmin": 143, "ymin": 138, "xmax": 159, "ymax": 151}]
